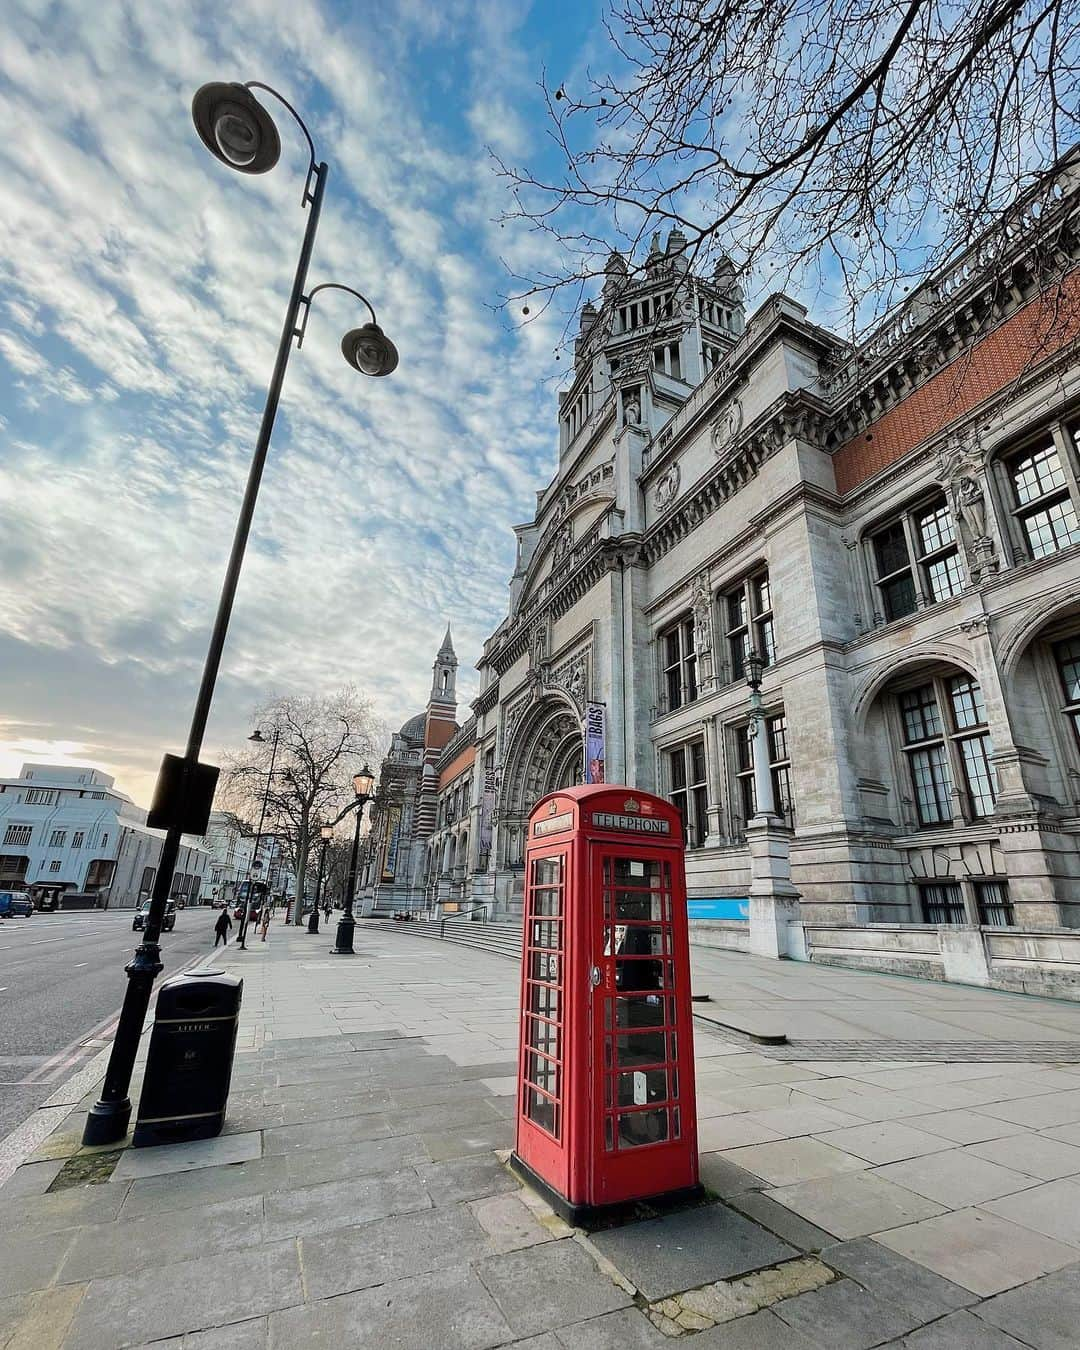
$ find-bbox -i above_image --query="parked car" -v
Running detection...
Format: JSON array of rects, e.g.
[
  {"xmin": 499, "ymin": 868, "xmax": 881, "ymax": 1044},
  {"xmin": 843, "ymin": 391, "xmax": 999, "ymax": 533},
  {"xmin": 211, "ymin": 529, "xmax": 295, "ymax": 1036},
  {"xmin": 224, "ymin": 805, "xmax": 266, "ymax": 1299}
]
[
  {"xmin": 0, "ymin": 891, "xmax": 34, "ymax": 917},
  {"xmin": 132, "ymin": 900, "xmax": 176, "ymax": 932}
]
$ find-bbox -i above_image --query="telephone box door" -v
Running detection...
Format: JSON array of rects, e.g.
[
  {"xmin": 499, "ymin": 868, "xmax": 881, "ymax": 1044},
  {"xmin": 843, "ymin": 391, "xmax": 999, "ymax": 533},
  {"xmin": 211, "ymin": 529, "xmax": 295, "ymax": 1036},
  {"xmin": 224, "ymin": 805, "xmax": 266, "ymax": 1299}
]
[{"xmin": 588, "ymin": 843, "xmax": 698, "ymax": 1206}]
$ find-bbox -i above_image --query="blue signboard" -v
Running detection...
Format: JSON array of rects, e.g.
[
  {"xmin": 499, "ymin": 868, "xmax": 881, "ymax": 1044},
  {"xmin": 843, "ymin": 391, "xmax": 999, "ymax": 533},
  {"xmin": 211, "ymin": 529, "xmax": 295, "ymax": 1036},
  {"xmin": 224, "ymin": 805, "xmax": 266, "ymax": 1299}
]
[{"xmin": 687, "ymin": 898, "xmax": 749, "ymax": 921}]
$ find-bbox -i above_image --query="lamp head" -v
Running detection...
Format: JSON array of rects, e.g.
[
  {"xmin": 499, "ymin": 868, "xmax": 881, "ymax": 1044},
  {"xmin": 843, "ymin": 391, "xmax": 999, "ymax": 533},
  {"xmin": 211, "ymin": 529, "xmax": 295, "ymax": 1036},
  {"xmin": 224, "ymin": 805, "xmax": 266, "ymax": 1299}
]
[
  {"xmin": 745, "ymin": 650, "xmax": 765, "ymax": 691},
  {"xmin": 248, "ymin": 729, "xmax": 265, "ymax": 743},
  {"xmin": 192, "ymin": 82, "xmax": 281, "ymax": 174},
  {"xmin": 341, "ymin": 323, "xmax": 398, "ymax": 377},
  {"xmin": 320, "ymin": 825, "xmax": 334, "ymax": 841},
  {"xmin": 353, "ymin": 765, "xmax": 375, "ymax": 798}
]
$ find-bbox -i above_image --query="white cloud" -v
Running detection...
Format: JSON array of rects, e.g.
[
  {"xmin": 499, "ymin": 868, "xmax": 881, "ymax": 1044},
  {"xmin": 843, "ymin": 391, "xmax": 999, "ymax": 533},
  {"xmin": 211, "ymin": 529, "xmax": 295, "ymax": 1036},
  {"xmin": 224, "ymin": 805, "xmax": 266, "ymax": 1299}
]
[{"xmin": 0, "ymin": 0, "xmax": 574, "ymax": 806}]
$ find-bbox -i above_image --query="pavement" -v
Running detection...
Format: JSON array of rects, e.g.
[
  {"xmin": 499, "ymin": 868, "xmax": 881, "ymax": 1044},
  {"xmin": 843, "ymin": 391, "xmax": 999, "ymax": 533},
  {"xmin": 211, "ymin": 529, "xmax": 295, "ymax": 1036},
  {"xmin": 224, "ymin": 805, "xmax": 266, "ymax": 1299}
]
[
  {"xmin": 3, "ymin": 923, "xmax": 1080, "ymax": 1348},
  {"xmin": 0, "ymin": 910, "xmax": 213, "ymax": 1140}
]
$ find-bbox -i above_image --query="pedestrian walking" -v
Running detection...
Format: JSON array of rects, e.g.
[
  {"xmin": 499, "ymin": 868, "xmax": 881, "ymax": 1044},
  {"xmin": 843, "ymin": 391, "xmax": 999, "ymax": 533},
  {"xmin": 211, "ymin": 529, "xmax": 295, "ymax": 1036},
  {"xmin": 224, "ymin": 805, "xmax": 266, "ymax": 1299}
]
[
  {"xmin": 214, "ymin": 908, "xmax": 232, "ymax": 947},
  {"xmin": 260, "ymin": 908, "xmax": 271, "ymax": 942}
]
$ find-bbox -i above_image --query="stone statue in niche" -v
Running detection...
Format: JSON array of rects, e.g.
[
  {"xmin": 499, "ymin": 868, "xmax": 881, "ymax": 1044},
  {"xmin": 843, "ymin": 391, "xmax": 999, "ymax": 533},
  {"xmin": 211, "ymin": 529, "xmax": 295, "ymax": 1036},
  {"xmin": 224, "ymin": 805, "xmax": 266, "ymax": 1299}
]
[
  {"xmin": 937, "ymin": 429, "xmax": 999, "ymax": 583},
  {"xmin": 691, "ymin": 571, "xmax": 716, "ymax": 691},
  {"xmin": 552, "ymin": 519, "xmax": 574, "ymax": 563},
  {"xmin": 623, "ymin": 390, "xmax": 641, "ymax": 425}
]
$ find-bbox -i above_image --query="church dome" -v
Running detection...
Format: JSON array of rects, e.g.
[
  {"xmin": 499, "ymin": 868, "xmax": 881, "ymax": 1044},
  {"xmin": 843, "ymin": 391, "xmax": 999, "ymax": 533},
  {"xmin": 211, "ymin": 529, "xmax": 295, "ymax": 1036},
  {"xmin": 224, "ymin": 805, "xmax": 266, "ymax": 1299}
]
[{"xmin": 399, "ymin": 712, "xmax": 426, "ymax": 743}]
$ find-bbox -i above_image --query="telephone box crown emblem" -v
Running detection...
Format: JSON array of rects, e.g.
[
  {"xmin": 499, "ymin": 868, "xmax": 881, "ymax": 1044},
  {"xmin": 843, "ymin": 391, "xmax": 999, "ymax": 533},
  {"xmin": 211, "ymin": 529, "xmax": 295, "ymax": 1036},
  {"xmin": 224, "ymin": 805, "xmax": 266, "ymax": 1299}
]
[
  {"xmin": 623, "ymin": 797, "xmax": 640, "ymax": 813},
  {"xmin": 547, "ymin": 800, "xmax": 559, "ymax": 815}
]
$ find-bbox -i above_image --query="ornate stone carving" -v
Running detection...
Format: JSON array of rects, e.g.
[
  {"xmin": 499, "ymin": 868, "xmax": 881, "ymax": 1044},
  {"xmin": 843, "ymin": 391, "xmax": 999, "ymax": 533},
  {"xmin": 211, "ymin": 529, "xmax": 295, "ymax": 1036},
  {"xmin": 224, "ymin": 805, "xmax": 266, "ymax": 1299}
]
[
  {"xmin": 552, "ymin": 519, "xmax": 574, "ymax": 563},
  {"xmin": 937, "ymin": 429, "xmax": 999, "ymax": 582},
  {"xmin": 551, "ymin": 648, "xmax": 590, "ymax": 713},
  {"xmin": 654, "ymin": 461, "xmax": 680, "ymax": 512},
  {"xmin": 691, "ymin": 570, "xmax": 716, "ymax": 692},
  {"xmin": 959, "ymin": 613, "xmax": 991, "ymax": 637},
  {"xmin": 711, "ymin": 397, "xmax": 743, "ymax": 458}
]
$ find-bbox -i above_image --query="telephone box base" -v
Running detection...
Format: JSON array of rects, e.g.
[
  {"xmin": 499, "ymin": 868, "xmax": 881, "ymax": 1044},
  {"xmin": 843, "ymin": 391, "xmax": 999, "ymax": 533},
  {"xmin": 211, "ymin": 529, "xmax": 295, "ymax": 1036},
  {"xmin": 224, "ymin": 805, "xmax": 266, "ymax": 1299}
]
[{"xmin": 509, "ymin": 1152, "xmax": 704, "ymax": 1228}]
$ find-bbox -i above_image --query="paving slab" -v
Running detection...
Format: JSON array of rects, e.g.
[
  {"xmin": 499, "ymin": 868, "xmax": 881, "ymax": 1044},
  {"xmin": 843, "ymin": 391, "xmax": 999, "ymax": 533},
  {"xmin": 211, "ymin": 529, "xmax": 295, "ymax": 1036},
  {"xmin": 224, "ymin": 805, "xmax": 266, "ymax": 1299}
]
[
  {"xmin": 980, "ymin": 1178, "xmax": 1080, "ymax": 1247},
  {"xmin": 873, "ymin": 1208, "xmax": 1079, "ymax": 1296},
  {"xmin": 728, "ymin": 1190, "xmax": 835, "ymax": 1252},
  {"xmin": 59, "ymin": 1194, "xmax": 265, "ymax": 1282},
  {"xmin": 719, "ymin": 1137, "xmax": 867, "ymax": 1186},
  {"xmin": 902, "ymin": 1112, "xmax": 1026, "ymax": 1146},
  {"xmin": 766, "ymin": 1171, "xmax": 946, "ymax": 1239},
  {"xmin": 587, "ymin": 1202, "xmax": 796, "ymax": 1301},
  {"xmin": 873, "ymin": 1150, "xmax": 1038, "ymax": 1208},
  {"xmin": 692, "ymin": 1307, "xmax": 824, "ymax": 1347},
  {"xmin": 0, "ymin": 1227, "xmax": 75, "ymax": 1298},
  {"xmin": 112, "ymin": 1131, "xmax": 262, "ymax": 1180},
  {"xmin": 300, "ymin": 1201, "xmax": 490, "ymax": 1300},
  {"xmin": 62, "ymin": 1241, "xmax": 302, "ymax": 1350},
  {"xmin": 262, "ymin": 1167, "xmax": 431, "ymax": 1241},
  {"xmin": 977, "ymin": 1261, "xmax": 1080, "ymax": 1349},
  {"xmin": 815, "ymin": 1121, "xmax": 955, "ymax": 1166},
  {"xmin": 772, "ymin": 1275, "xmax": 926, "ymax": 1347},
  {"xmin": 551, "ymin": 1306, "xmax": 669, "ymax": 1348},
  {"xmin": 967, "ymin": 1132, "xmax": 1080, "ymax": 1180},
  {"xmin": 476, "ymin": 1239, "xmax": 632, "ymax": 1336},
  {"xmin": 266, "ymin": 1265, "xmax": 514, "ymax": 1350},
  {"xmin": 819, "ymin": 1237, "xmax": 973, "ymax": 1319},
  {"xmin": 697, "ymin": 1153, "xmax": 765, "ymax": 1198},
  {"xmin": 896, "ymin": 1309, "xmax": 1031, "ymax": 1348}
]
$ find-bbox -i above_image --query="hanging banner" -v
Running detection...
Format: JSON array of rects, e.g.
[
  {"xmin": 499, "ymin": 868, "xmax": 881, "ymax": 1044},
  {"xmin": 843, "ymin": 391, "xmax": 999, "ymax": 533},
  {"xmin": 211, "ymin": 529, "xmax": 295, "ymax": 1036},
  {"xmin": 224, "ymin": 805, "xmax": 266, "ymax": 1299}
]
[
  {"xmin": 479, "ymin": 765, "xmax": 496, "ymax": 853},
  {"xmin": 381, "ymin": 804, "xmax": 402, "ymax": 881},
  {"xmin": 585, "ymin": 703, "xmax": 606, "ymax": 783}
]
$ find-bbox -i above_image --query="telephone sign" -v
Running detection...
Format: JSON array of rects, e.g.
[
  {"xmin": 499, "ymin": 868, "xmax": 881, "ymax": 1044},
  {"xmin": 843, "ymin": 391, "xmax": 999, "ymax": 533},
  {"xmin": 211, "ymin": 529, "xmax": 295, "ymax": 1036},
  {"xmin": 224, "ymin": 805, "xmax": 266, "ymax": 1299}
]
[{"xmin": 510, "ymin": 784, "xmax": 701, "ymax": 1223}]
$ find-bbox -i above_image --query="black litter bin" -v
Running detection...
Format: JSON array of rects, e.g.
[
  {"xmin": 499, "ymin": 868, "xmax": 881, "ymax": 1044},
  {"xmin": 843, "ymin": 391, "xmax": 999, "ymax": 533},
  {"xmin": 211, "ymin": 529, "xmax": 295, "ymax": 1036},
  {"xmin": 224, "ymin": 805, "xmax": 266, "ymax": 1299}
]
[{"xmin": 132, "ymin": 969, "xmax": 243, "ymax": 1148}]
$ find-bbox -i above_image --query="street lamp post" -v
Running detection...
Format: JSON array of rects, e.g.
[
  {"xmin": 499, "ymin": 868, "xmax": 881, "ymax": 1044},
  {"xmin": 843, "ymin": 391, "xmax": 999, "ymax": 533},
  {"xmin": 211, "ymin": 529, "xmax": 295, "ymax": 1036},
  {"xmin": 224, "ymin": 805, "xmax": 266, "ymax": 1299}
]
[
  {"xmin": 237, "ymin": 726, "xmax": 278, "ymax": 950},
  {"xmin": 82, "ymin": 82, "xmax": 398, "ymax": 1148},
  {"xmin": 744, "ymin": 651, "xmax": 776, "ymax": 819},
  {"xmin": 307, "ymin": 824, "xmax": 333, "ymax": 933},
  {"xmin": 331, "ymin": 767, "xmax": 375, "ymax": 956}
]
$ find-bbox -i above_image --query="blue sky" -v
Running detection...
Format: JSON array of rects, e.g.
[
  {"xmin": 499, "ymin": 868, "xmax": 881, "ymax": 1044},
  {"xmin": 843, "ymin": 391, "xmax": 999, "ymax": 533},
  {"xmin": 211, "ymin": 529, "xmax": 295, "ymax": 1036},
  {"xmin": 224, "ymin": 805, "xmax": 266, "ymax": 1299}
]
[{"xmin": 0, "ymin": 0, "xmax": 602, "ymax": 804}]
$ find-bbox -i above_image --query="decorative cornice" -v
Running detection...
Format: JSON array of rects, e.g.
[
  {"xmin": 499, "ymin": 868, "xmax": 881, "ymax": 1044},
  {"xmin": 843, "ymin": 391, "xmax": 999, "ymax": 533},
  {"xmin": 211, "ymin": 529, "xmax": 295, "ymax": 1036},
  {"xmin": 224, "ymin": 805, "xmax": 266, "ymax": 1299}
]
[{"xmin": 642, "ymin": 389, "xmax": 832, "ymax": 565}]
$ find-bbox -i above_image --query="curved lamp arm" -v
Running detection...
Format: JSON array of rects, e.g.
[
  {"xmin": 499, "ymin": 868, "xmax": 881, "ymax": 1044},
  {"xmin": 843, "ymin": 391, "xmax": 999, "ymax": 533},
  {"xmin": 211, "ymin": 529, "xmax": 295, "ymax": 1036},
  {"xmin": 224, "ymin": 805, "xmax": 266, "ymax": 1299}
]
[
  {"xmin": 295, "ymin": 282, "xmax": 379, "ymax": 348},
  {"xmin": 245, "ymin": 80, "xmax": 320, "ymax": 204}
]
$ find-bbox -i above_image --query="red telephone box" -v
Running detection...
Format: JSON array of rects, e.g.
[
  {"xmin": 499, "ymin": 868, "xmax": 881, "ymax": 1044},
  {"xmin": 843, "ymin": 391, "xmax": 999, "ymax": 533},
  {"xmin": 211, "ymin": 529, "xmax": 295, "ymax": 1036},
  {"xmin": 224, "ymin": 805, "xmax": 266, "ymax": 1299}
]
[{"xmin": 510, "ymin": 785, "xmax": 701, "ymax": 1223}]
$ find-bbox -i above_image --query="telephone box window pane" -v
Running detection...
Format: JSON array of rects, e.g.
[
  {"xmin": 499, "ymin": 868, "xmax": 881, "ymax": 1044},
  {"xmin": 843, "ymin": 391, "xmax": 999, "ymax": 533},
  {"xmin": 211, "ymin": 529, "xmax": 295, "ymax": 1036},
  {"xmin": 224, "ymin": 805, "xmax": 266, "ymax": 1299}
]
[
  {"xmin": 610, "ymin": 889, "xmax": 668, "ymax": 922},
  {"xmin": 617, "ymin": 1108, "xmax": 669, "ymax": 1148},
  {"xmin": 526, "ymin": 1051, "xmax": 559, "ymax": 1096},
  {"xmin": 529, "ymin": 951, "xmax": 561, "ymax": 983},
  {"xmin": 532, "ymin": 857, "xmax": 562, "ymax": 887},
  {"xmin": 529, "ymin": 984, "xmax": 560, "ymax": 1019},
  {"xmin": 611, "ymin": 857, "xmax": 663, "ymax": 887},
  {"xmin": 530, "ymin": 919, "xmax": 561, "ymax": 948},
  {"xmin": 532, "ymin": 887, "xmax": 561, "ymax": 917},
  {"xmin": 525, "ymin": 1087, "xmax": 558, "ymax": 1136},
  {"xmin": 607, "ymin": 995, "xmax": 674, "ymax": 1030},
  {"xmin": 616, "ymin": 1030, "xmax": 669, "ymax": 1067},
  {"xmin": 605, "ymin": 1117, "xmax": 614, "ymax": 1151},
  {"xmin": 608, "ymin": 924, "xmax": 666, "ymax": 957},
  {"xmin": 616, "ymin": 1067, "xmax": 670, "ymax": 1107},
  {"xmin": 616, "ymin": 957, "xmax": 665, "ymax": 992},
  {"xmin": 527, "ymin": 1017, "xmax": 558, "ymax": 1054}
]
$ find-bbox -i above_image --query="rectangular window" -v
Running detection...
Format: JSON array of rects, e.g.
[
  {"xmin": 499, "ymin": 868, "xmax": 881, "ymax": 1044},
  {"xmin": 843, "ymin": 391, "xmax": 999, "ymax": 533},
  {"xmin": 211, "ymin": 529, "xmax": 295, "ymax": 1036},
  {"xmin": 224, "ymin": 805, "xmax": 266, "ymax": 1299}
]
[
  {"xmin": 1054, "ymin": 636, "xmax": 1080, "ymax": 745},
  {"xmin": 723, "ymin": 569, "xmax": 774, "ymax": 682},
  {"xmin": 920, "ymin": 882, "xmax": 966, "ymax": 924},
  {"xmin": 523, "ymin": 854, "xmax": 565, "ymax": 1140},
  {"xmin": 872, "ymin": 520, "xmax": 916, "ymax": 620},
  {"xmin": 975, "ymin": 879, "xmax": 1014, "ymax": 927},
  {"xmin": 49, "ymin": 860, "xmax": 61, "ymax": 873},
  {"xmin": 871, "ymin": 496, "xmax": 964, "ymax": 622},
  {"xmin": 897, "ymin": 675, "xmax": 996, "ymax": 827},
  {"xmin": 733, "ymin": 711, "xmax": 792, "ymax": 832},
  {"xmin": 947, "ymin": 676, "xmax": 996, "ymax": 819},
  {"xmin": 24, "ymin": 789, "xmax": 55, "ymax": 806},
  {"xmin": 666, "ymin": 740, "xmax": 708, "ymax": 848},
  {"xmin": 660, "ymin": 616, "xmax": 697, "ymax": 712},
  {"xmin": 49, "ymin": 829, "xmax": 66, "ymax": 848},
  {"xmin": 72, "ymin": 831, "xmax": 84, "ymax": 848},
  {"xmin": 3, "ymin": 824, "xmax": 32, "ymax": 847},
  {"xmin": 1008, "ymin": 440, "xmax": 1080, "ymax": 559}
]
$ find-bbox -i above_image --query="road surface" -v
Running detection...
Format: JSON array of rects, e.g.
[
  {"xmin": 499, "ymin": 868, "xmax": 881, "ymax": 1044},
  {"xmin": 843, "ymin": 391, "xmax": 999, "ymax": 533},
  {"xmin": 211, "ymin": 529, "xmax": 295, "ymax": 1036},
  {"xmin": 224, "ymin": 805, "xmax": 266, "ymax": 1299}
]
[{"xmin": 0, "ymin": 907, "xmax": 222, "ymax": 1142}]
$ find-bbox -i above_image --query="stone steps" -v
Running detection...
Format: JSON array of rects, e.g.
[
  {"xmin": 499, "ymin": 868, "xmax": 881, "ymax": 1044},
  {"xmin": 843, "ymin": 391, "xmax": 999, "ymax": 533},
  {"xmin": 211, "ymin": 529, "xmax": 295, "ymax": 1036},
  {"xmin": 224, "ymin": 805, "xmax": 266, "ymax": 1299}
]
[{"xmin": 361, "ymin": 916, "xmax": 523, "ymax": 962}]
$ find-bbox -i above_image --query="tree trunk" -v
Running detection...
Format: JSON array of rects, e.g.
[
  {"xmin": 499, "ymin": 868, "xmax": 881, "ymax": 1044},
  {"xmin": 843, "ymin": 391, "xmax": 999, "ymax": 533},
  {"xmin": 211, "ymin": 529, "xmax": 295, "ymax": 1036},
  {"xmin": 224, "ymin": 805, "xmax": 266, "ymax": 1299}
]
[{"xmin": 292, "ymin": 808, "xmax": 310, "ymax": 925}]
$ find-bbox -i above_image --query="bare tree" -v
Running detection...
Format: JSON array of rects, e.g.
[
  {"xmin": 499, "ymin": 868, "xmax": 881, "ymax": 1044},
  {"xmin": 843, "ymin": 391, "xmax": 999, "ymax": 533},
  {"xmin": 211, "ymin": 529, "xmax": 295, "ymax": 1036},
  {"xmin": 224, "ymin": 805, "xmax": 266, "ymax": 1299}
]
[
  {"xmin": 496, "ymin": 0, "xmax": 1079, "ymax": 331},
  {"xmin": 218, "ymin": 687, "xmax": 382, "ymax": 924}
]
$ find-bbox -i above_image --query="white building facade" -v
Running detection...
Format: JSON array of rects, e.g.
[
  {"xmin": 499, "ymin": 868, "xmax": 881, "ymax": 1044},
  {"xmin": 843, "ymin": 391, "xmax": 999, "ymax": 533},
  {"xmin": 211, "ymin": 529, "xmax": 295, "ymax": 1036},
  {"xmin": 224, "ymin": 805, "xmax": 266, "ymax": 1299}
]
[
  {"xmin": 0, "ymin": 763, "xmax": 211, "ymax": 909},
  {"xmin": 401, "ymin": 166, "xmax": 1080, "ymax": 996}
]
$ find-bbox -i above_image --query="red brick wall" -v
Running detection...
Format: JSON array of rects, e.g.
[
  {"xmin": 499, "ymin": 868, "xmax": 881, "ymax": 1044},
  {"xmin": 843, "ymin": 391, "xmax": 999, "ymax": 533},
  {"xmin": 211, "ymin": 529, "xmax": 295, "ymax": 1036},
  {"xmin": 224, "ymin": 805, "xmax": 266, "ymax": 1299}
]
[
  {"xmin": 438, "ymin": 745, "xmax": 475, "ymax": 790},
  {"xmin": 832, "ymin": 273, "xmax": 1080, "ymax": 495}
]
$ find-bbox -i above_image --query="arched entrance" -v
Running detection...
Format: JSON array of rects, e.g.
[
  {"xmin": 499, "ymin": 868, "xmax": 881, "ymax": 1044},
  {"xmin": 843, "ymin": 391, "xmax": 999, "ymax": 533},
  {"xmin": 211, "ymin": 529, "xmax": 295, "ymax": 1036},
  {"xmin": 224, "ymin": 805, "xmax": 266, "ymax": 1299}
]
[{"xmin": 498, "ymin": 697, "xmax": 583, "ymax": 867}]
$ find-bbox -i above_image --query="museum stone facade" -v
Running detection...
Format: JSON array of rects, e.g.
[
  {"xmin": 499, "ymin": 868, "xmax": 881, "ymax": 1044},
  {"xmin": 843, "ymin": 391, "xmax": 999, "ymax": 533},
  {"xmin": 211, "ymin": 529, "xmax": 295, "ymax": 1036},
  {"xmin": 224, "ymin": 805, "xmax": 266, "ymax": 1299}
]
[{"xmin": 361, "ymin": 162, "xmax": 1080, "ymax": 992}]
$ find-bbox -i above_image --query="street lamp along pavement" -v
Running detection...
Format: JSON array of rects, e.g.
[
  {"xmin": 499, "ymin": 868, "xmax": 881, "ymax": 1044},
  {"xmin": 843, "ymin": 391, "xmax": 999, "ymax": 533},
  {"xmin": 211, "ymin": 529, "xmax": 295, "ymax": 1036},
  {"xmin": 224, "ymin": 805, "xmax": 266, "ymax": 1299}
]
[
  {"xmin": 307, "ymin": 823, "xmax": 335, "ymax": 934},
  {"xmin": 81, "ymin": 81, "xmax": 398, "ymax": 1148},
  {"xmin": 331, "ymin": 766, "xmax": 375, "ymax": 956}
]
